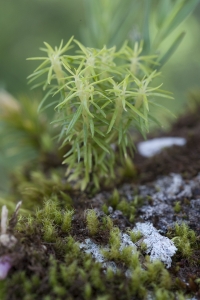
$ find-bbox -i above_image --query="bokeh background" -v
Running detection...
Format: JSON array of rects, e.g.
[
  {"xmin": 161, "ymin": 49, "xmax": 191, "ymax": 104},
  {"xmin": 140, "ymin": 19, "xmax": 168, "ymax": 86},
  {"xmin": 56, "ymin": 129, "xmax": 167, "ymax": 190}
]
[
  {"xmin": 0, "ymin": 0, "xmax": 200, "ymax": 104},
  {"xmin": 0, "ymin": 0, "xmax": 200, "ymax": 194}
]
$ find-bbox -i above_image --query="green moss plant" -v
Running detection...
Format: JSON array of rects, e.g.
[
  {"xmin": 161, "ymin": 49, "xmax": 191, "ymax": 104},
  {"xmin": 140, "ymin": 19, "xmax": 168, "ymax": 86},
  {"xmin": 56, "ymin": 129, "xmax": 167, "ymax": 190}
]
[
  {"xmin": 85, "ymin": 209, "xmax": 99, "ymax": 236},
  {"xmin": 28, "ymin": 37, "xmax": 173, "ymax": 190},
  {"xmin": 171, "ymin": 222, "xmax": 197, "ymax": 258},
  {"xmin": 1, "ymin": 2, "xmax": 200, "ymax": 298},
  {"xmin": 174, "ymin": 201, "xmax": 182, "ymax": 213},
  {"xmin": 1, "ymin": 202, "xmax": 188, "ymax": 300},
  {"xmin": 129, "ymin": 230, "xmax": 143, "ymax": 243},
  {"xmin": 61, "ymin": 209, "xmax": 74, "ymax": 232}
]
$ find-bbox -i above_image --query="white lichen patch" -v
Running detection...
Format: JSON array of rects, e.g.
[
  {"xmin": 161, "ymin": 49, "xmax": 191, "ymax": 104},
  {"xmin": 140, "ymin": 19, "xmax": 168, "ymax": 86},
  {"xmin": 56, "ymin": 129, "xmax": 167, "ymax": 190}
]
[
  {"xmin": 152, "ymin": 173, "xmax": 193, "ymax": 200},
  {"xmin": 134, "ymin": 222, "xmax": 177, "ymax": 268},
  {"xmin": 137, "ymin": 137, "xmax": 186, "ymax": 158},
  {"xmin": 79, "ymin": 233, "xmax": 137, "ymax": 273},
  {"xmin": 120, "ymin": 233, "xmax": 137, "ymax": 252},
  {"xmin": 137, "ymin": 173, "xmax": 198, "ymax": 230},
  {"xmin": 79, "ymin": 238, "xmax": 118, "ymax": 272},
  {"xmin": 79, "ymin": 238, "xmax": 105, "ymax": 263},
  {"xmin": 79, "ymin": 223, "xmax": 176, "ymax": 272}
]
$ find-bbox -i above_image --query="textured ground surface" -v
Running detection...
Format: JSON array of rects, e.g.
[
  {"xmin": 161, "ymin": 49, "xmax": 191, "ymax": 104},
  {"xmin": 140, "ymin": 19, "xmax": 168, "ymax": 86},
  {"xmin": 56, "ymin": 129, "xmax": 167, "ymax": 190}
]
[{"xmin": 0, "ymin": 102, "xmax": 200, "ymax": 299}]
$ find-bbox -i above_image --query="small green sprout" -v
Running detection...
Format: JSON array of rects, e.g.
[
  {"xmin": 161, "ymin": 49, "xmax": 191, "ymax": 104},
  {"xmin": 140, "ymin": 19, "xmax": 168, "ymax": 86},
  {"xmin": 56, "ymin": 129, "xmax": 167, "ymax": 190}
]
[
  {"xmin": 29, "ymin": 37, "xmax": 172, "ymax": 190},
  {"xmin": 154, "ymin": 288, "xmax": 173, "ymax": 300},
  {"xmin": 43, "ymin": 219, "xmax": 57, "ymax": 242},
  {"xmin": 103, "ymin": 227, "xmax": 121, "ymax": 260},
  {"xmin": 140, "ymin": 241, "xmax": 148, "ymax": 253},
  {"xmin": 102, "ymin": 204, "xmax": 109, "ymax": 215},
  {"xmin": 43, "ymin": 198, "xmax": 63, "ymax": 225},
  {"xmin": 116, "ymin": 198, "xmax": 136, "ymax": 222},
  {"xmin": 84, "ymin": 283, "xmax": 92, "ymax": 299},
  {"xmin": 129, "ymin": 230, "xmax": 143, "ymax": 243},
  {"xmin": 109, "ymin": 189, "xmax": 120, "ymax": 209},
  {"xmin": 172, "ymin": 222, "xmax": 197, "ymax": 257},
  {"xmin": 61, "ymin": 209, "xmax": 74, "ymax": 232},
  {"xmin": 105, "ymin": 216, "xmax": 113, "ymax": 230},
  {"xmin": 174, "ymin": 201, "xmax": 181, "ymax": 213},
  {"xmin": 85, "ymin": 209, "xmax": 99, "ymax": 235}
]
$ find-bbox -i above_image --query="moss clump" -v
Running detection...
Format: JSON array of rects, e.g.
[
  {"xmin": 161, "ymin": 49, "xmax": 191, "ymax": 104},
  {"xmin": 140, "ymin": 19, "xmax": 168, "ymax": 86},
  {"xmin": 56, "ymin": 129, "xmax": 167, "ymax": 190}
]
[
  {"xmin": 106, "ymin": 189, "xmax": 144, "ymax": 223},
  {"xmin": 171, "ymin": 223, "xmax": 197, "ymax": 258},
  {"xmin": 116, "ymin": 198, "xmax": 136, "ymax": 222},
  {"xmin": 61, "ymin": 209, "xmax": 74, "ymax": 232},
  {"xmin": 0, "ymin": 199, "xmax": 192, "ymax": 300},
  {"xmin": 109, "ymin": 189, "xmax": 120, "ymax": 209},
  {"xmin": 174, "ymin": 201, "xmax": 182, "ymax": 213},
  {"xmin": 85, "ymin": 209, "xmax": 99, "ymax": 236},
  {"xmin": 128, "ymin": 230, "xmax": 143, "ymax": 243},
  {"xmin": 11, "ymin": 169, "xmax": 72, "ymax": 212}
]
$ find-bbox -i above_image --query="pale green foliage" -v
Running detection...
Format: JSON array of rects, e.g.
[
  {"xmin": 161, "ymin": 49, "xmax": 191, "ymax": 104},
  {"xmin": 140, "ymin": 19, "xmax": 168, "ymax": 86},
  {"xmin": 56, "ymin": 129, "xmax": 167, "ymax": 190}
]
[
  {"xmin": 27, "ymin": 0, "xmax": 200, "ymax": 190},
  {"xmin": 29, "ymin": 37, "xmax": 172, "ymax": 190}
]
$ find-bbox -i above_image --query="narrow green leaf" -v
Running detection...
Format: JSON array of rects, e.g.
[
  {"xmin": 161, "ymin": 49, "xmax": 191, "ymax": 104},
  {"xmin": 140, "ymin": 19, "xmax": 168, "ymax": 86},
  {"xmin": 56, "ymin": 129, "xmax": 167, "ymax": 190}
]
[
  {"xmin": 33, "ymin": 60, "xmax": 50, "ymax": 72},
  {"xmin": 88, "ymin": 143, "xmax": 92, "ymax": 172},
  {"xmin": 148, "ymin": 114, "xmax": 162, "ymax": 127},
  {"xmin": 74, "ymin": 39, "xmax": 88, "ymax": 55},
  {"xmin": 66, "ymin": 106, "xmax": 82, "ymax": 134},
  {"xmin": 89, "ymin": 118, "xmax": 94, "ymax": 137},
  {"xmin": 56, "ymin": 91, "xmax": 78, "ymax": 109},
  {"xmin": 156, "ymin": 0, "xmax": 173, "ymax": 27},
  {"xmin": 27, "ymin": 68, "xmax": 49, "ymax": 83},
  {"xmin": 94, "ymin": 127, "xmax": 105, "ymax": 137},
  {"xmin": 27, "ymin": 57, "xmax": 48, "ymax": 60},
  {"xmin": 83, "ymin": 123, "xmax": 88, "ymax": 145},
  {"xmin": 43, "ymin": 42, "xmax": 54, "ymax": 53},
  {"xmin": 158, "ymin": 32, "xmax": 185, "ymax": 68},
  {"xmin": 83, "ymin": 144, "xmax": 88, "ymax": 168},
  {"xmin": 93, "ymin": 137, "xmax": 110, "ymax": 154},
  {"xmin": 163, "ymin": 0, "xmax": 199, "ymax": 39},
  {"xmin": 60, "ymin": 36, "xmax": 74, "ymax": 54},
  {"xmin": 148, "ymin": 92, "xmax": 174, "ymax": 100},
  {"xmin": 93, "ymin": 174, "xmax": 100, "ymax": 189},
  {"xmin": 125, "ymin": 101, "xmax": 147, "ymax": 120},
  {"xmin": 142, "ymin": 0, "xmax": 151, "ymax": 54},
  {"xmin": 118, "ymin": 122, "xmax": 123, "ymax": 145},
  {"xmin": 143, "ymin": 94, "xmax": 149, "ymax": 111},
  {"xmin": 92, "ymin": 102, "xmax": 106, "ymax": 117},
  {"xmin": 82, "ymin": 99, "xmax": 94, "ymax": 118},
  {"xmin": 149, "ymin": 101, "xmax": 176, "ymax": 118},
  {"xmin": 155, "ymin": 0, "xmax": 199, "ymax": 45},
  {"xmin": 76, "ymin": 141, "xmax": 81, "ymax": 162},
  {"xmin": 107, "ymin": 109, "xmax": 119, "ymax": 133},
  {"xmin": 63, "ymin": 147, "xmax": 74, "ymax": 158},
  {"xmin": 37, "ymin": 87, "xmax": 55, "ymax": 112},
  {"xmin": 47, "ymin": 66, "xmax": 53, "ymax": 84},
  {"xmin": 39, "ymin": 100, "xmax": 59, "ymax": 113},
  {"xmin": 30, "ymin": 81, "xmax": 46, "ymax": 90}
]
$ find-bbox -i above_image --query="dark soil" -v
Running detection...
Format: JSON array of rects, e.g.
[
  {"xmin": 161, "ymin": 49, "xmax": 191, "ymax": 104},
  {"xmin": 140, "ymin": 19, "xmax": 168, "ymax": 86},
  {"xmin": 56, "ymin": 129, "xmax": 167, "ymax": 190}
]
[{"xmin": 134, "ymin": 104, "xmax": 200, "ymax": 184}]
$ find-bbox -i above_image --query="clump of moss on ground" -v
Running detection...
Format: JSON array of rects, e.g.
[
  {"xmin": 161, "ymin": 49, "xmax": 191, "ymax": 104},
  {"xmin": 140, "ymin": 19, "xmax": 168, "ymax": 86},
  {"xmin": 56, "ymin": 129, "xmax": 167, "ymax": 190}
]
[{"xmin": 0, "ymin": 193, "xmax": 198, "ymax": 300}]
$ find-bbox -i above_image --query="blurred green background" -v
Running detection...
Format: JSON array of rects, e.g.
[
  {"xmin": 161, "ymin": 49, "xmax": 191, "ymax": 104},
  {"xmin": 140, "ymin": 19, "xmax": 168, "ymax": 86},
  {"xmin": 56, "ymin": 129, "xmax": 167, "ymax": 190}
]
[
  {"xmin": 0, "ymin": 0, "xmax": 200, "ymax": 194},
  {"xmin": 0, "ymin": 0, "xmax": 200, "ymax": 113}
]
